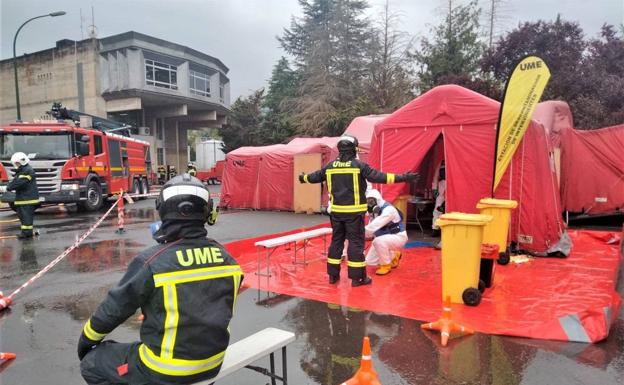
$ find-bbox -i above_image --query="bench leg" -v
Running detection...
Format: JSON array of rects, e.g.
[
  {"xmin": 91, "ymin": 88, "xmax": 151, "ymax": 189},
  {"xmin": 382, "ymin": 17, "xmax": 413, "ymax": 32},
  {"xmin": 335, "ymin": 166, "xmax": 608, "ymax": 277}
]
[
  {"xmin": 270, "ymin": 352, "xmax": 277, "ymax": 385},
  {"xmin": 244, "ymin": 347, "xmax": 288, "ymax": 384},
  {"xmin": 282, "ymin": 346, "xmax": 288, "ymax": 385}
]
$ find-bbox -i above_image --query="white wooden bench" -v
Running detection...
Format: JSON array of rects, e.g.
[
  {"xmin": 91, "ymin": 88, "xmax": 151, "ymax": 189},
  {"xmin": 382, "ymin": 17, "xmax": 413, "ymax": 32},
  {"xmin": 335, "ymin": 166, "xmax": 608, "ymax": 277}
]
[
  {"xmin": 254, "ymin": 227, "xmax": 332, "ymax": 280},
  {"xmin": 195, "ymin": 327, "xmax": 296, "ymax": 385}
]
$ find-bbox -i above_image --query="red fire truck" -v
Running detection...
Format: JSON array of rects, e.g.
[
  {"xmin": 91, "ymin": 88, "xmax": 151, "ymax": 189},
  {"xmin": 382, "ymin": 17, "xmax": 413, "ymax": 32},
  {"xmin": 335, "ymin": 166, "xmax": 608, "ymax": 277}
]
[{"xmin": 0, "ymin": 109, "xmax": 151, "ymax": 211}]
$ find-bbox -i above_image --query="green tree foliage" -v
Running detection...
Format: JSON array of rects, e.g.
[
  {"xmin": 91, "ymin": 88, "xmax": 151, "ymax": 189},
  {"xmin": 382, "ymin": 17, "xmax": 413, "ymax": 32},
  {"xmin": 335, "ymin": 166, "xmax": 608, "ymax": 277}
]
[
  {"xmin": 572, "ymin": 25, "xmax": 624, "ymax": 128},
  {"xmin": 482, "ymin": 18, "xmax": 624, "ymax": 128},
  {"xmin": 482, "ymin": 16, "xmax": 586, "ymax": 102},
  {"xmin": 415, "ymin": 0, "xmax": 485, "ymax": 91},
  {"xmin": 261, "ymin": 57, "xmax": 299, "ymax": 143},
  {"xmin": 219, "ymin": 89, "xmax": 264, "ymax": 153},
  {"xmin": 279, "ymin": 0, "xmax": 375, "ymax": 136},
  {"xmin": 366, "ymin": 0, "xmax": 416, "ymax": 110}
]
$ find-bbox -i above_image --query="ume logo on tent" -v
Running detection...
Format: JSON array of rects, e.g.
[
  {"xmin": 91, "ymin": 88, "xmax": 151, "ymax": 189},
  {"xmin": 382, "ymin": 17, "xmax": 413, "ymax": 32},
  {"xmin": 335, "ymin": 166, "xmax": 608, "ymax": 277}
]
[{"xmin": 520, "ymin": 60, "xmax": 543, "ymax": 71}]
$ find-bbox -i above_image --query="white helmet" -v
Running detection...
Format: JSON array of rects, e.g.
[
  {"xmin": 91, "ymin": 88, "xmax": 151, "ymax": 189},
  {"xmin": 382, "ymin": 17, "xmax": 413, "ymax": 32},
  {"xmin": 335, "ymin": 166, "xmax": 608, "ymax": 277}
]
[{"xmin": 10, "ymin": 152, "xmax": 29, "ymax": 168}]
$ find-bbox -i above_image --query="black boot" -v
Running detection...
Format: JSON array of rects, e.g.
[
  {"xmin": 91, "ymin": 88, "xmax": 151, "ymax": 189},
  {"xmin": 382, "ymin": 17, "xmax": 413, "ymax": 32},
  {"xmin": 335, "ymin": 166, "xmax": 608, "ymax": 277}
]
[
  {"xmin": 17, "ymin": 232, "xmax": 33, "ymax": 239},
  {"xmin": 351, "ymin": 277, "xmax": 372, "ymax": 287}
]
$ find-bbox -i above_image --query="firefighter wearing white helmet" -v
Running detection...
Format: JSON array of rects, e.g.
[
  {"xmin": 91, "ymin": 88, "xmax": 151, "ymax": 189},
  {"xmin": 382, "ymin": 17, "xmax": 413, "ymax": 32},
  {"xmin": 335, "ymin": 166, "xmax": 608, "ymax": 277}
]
[
  {"xmin": 7, "ymin": 152, "xmax": 39, "ymax": 239},
  {"xmin": 364, "ymin": 189, "xmax": 408, "ymax": 275},
  {"xmin": 299, "ymin": 134, "xmax": 418, "ymax": 287},
  {"xmin": 78, "ymin": 174, "xmax": 239, "ymax": 384}
]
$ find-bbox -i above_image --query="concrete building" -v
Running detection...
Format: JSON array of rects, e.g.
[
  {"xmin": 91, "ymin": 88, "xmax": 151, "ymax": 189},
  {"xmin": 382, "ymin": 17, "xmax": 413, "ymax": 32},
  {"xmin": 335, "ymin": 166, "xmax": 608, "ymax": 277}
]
[{"xmin": 0, "ymin": 31, "xmax": 230, "ymax": 171}]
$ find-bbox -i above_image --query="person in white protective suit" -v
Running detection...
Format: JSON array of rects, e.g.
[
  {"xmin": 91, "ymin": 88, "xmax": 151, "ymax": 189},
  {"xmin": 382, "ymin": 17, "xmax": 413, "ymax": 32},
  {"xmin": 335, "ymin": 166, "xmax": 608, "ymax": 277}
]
[
  {"xmin": 364, "ymin": 189, "xmax": 408, "ymax": 275},
  {"xmin": 431, "ymin": 161, "xmax": 446, "ymax": 238}
]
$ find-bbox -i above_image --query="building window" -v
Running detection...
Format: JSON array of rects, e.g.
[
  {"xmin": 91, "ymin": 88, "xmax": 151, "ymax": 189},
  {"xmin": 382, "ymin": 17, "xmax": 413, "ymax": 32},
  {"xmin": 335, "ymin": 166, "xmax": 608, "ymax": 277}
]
[
  {"xmin": 190, "ymin": 70, "xmax": 211, "ymax": 97},
  {"xmin": 145, "ymin": 59, "xmax": 178, "ymax": 89},
  {"xmin": 157, "ymin": 148, "xmax": 164, "ymax": 165},
  {"xmin": 156, "ymin": 118, "xmax": 163, "ymax": 140},
  {"xmin": 219, "ymin": 83, "xmax": 225, "ymax": 103}
]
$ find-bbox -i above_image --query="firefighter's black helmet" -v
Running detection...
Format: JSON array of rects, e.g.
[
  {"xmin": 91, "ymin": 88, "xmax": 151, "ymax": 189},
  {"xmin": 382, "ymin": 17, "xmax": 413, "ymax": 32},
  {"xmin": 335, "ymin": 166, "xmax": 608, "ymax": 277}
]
[
  {"xmin": 337, "ymin": 134, "xmax": 359, "ymax": 153},
  {"xmin": 155, "ymin": 174, "xmax": 213, "ymax": 222}
]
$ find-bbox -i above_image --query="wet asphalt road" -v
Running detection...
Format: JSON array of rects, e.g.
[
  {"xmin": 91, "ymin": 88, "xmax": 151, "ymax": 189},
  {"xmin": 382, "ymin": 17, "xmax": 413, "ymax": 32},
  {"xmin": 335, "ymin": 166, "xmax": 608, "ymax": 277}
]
[{"xmin": 0, "ymin": 190, "xmax": 623, "ymax": 385}]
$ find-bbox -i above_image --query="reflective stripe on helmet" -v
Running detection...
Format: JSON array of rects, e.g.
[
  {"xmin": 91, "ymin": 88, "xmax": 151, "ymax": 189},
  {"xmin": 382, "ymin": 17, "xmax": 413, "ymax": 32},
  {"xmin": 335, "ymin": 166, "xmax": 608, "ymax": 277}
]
[{"xmin": 162, "ymin": 185, "xmax": 209, "ymax": 202}]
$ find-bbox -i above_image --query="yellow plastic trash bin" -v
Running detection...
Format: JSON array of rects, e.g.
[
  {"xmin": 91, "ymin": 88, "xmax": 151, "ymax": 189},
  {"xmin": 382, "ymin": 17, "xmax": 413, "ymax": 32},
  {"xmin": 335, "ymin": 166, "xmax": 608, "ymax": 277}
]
[
  {"xmin": 476, "ymin": 198, "xmax": 518, "ymax": 265},
  {"xmin": 436, "ymin": 212, "xmax": 493, "ymax": 306}
]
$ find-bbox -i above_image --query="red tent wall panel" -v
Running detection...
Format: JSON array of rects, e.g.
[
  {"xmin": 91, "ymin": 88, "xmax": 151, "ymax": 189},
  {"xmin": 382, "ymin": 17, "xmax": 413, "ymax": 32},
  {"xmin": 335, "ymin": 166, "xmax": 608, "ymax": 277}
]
[
  {"xmin": 561, "ymin": 125, "xmax": 624, "ymax": 214},
  {"xmin": 221, "ymin": 151, "xmax": 261, "ymax": 209}
]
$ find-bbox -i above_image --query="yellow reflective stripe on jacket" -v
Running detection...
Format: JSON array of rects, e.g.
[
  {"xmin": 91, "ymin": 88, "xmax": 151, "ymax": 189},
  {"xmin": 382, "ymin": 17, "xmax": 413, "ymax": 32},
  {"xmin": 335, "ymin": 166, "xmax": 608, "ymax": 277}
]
[
  {"xmin": 347, "ymin": 260, "xmax": 367, "ymax": 268},
  {"xmin": 326, "ymin": 168, "xmax": 361, "ymax": 175},
  {"xmin": 18, "ymin": 174, "xmax": 32, "ymax": 180},
  {"xmin": 387, "ymin": 173, "xmax": 395, "ymax": 184},
  {"xmin": 330, "ymin": 203, "xmax": 368, "ymax": 213},
  {"xmin": 139, "ymin": 344, "xmax": 225, "ymax": 376},
  {"xmin": 14, "ymin": 199, "xmax": 40, "ymax": 205},
  {"xmin": 83, "ymin": 319, "xmax": 107, "ymax": 341},
  {"xmin": 303, "ymin": 174, "xmax": 309, "ymax": 183},
  {"xmin": 327, "ymin": 257, "xmax": 342, "ymax": 265},
  {"xmin": 352, "ymin": 173, "xmax": 360, "ymax": 205},
  {"xmin": 21, "ymin": 225, "xmax": 33, "ymax": 230},
  {"xmin": 153, "ymin": 265, "xmax": 242, "ymax": 287},
  {"xmin": 161, "ymin": 284, "xmax": 179, "ymax": 359}
]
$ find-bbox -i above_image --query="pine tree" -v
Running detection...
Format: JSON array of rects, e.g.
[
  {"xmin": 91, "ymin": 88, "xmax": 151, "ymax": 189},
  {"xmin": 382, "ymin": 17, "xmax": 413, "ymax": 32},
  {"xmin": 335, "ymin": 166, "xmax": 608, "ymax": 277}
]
[{"xmin": 415, "ymin": 0, "xmax": 484, "ymax": 91}]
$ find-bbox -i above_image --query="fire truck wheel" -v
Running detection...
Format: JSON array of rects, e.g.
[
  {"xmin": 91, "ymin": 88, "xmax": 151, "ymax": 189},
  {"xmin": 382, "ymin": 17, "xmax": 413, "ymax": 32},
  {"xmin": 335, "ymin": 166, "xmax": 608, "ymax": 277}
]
[
  {"xmin": 132, "ymin": 179, "xmax": 141, "ymax": 195},
  {"xmin": 79, "ymin": 180, "xmax": 103, "ymax": 212},
  {"xmin": 140, "ymin": 178, "xmax": 149, "ymax": 194}
]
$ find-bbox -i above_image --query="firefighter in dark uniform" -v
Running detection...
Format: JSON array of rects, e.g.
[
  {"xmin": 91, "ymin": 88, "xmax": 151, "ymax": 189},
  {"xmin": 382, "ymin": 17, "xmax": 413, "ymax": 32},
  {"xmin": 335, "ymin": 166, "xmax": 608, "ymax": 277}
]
[
  {"xmin": 7, "ymin": 152, "xmax": 39, "ymax": 239},
  {"xmin": 78, "ymin": 174, "xmax": 241, "ymax": 385},
  {"xmin": 157, "ymin": 165, "xmax": 167, "ymax": 184},
  {"xmin": 299, "ymin": 135, "xmax": 418, "ymax": 286},
  {"xmin": 187, "ymin": 162, "xmax": 197, "ymax": 177}
]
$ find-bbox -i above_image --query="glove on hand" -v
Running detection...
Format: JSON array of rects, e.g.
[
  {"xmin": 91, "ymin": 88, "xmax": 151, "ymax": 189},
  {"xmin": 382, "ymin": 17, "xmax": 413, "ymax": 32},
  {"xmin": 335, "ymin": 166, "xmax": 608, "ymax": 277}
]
[
  {"xmin": 298, "ymin": 173, "xmax": 306, "ymax": 183},
  {"xmin": 396, "ymin": 172, "xmax": 419, "ymax": 183},
  {"xmin": 77, "ymin": 333, "xmax": 100, "ymax": 361}
]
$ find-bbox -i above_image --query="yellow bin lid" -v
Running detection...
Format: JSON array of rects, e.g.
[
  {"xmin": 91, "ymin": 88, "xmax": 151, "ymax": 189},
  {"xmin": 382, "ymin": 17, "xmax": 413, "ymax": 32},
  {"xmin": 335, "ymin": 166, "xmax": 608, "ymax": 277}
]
[
  {"xmin": 476, "ymin": 198, "xmax": 518, "ymax": 209},
  {"xmin": 436, "ymin": 212, "xmax": 493, "ymax": 227}
]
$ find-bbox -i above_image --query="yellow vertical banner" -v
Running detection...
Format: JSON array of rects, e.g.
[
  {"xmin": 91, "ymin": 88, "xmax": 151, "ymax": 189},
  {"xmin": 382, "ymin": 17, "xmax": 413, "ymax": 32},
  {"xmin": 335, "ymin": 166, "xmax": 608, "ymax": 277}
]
[{"xmin": 493, "ymin": 56, "xmax": 551, "ymax": 193}]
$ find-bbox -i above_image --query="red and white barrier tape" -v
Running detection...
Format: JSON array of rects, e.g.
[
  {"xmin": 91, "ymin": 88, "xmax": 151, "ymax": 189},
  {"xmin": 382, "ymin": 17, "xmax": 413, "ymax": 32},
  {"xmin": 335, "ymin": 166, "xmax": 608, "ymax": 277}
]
[{"xmin": 5, "ymin": 195, "xmax": 122, "ymax": 302}]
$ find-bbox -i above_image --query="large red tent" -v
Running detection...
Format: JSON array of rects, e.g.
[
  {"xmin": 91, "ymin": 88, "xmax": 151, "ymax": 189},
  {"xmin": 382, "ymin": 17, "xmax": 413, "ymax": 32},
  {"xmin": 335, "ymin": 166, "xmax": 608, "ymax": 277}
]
[
  {"xmin": 560, "ymin": 124, "xmax": 624, "ymax": 215},
  {"xmin": 368, "ymin": 85, "xmax": 565, "ymax": 253},
  {"xmin": 220, "ymin": 142, "xmax": 334, "ymax": 210}
]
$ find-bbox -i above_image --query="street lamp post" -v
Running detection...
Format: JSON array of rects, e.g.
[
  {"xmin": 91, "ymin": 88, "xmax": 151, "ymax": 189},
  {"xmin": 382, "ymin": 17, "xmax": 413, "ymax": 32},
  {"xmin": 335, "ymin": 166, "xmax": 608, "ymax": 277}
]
[{"xmin": 13, "ymin": 11, "xmax": 66, "ymax": 121}]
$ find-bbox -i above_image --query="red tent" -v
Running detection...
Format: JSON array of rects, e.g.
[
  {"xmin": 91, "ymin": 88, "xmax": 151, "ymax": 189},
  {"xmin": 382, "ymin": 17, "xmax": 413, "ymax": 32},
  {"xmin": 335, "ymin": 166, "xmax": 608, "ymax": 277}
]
[
  {"xmin": 560, "ymin": 124, "xmax": 624, "ymax": 215},
  {"xmin": 369, "ymin": 85, "xmax": 565, "ymax": 253},
  {"xmin": 532, "ymin": 101, "xmax": 574, "ymax": 148},
  {"xmin": 343, "ymin": 114, "xmax": 388, "ymax": 162},
  {"xmin": 220, "ymin": 142, "xmax": 334, "ymax": 210}
]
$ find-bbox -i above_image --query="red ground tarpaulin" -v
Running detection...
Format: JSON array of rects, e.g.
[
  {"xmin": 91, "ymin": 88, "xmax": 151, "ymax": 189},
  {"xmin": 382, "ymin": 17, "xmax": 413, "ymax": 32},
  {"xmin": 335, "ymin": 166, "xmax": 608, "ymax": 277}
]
[
  {"xmin": 368, "ymin": 85, "xmax": 565, "ymax": 253},
  {"xmin": 561, "ymin": 124, "xmax": 624, "ymax": 214},
  {"xmin": 225, "ymin": 226, "xmax": 622, "ymax": 343}
]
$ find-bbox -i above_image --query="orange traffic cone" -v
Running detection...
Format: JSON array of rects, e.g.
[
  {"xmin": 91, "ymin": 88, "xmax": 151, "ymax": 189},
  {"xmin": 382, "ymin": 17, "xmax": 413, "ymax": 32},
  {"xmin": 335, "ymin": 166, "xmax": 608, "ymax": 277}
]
[
  {"xmin": 0, "ymin": 352, "xmax": 16, "ymax": 360},
  {"xmin": 0, "ymin": 292, "xmax": 11, "ymax": 312},
  {"xmin": 339, "ymin": 337, "xmax": 381, "ymax": 385},
  {"xmin": 420, "ymin": 296, "xmax": 474, "ymax": 346}
]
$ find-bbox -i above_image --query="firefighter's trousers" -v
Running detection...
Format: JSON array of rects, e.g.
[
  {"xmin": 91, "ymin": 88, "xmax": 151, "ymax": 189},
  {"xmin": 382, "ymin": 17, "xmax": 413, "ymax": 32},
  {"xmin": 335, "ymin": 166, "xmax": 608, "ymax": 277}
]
[
  {"xmin": 328, "ymin": 214, "xmax": 366, "ymax": 280},
  {"xmin": 15, "ymin": 204, "xmax": 35, "ymax": 236}
]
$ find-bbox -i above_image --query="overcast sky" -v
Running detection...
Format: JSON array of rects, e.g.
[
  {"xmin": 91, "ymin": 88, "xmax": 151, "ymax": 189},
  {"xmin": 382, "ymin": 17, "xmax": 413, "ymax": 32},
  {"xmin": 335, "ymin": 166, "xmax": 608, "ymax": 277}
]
[{"xmin": 1, "ymin": 0, "xmax": 622, "ymax": 99}]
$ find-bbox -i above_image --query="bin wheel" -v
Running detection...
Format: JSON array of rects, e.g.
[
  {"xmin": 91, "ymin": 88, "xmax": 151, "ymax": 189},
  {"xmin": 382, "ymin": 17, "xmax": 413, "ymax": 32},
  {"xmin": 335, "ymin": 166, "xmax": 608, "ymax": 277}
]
[
  {"xmin": 497, "ymin": 250, "xmax": 510, "ymax": 265},
  {"xmin": 478, "ymin": 279, "xmax": 486, "ymax": 293},
  {"xmin": 462, "ymin": 288, "xmax": 482, "ymax": 306}
]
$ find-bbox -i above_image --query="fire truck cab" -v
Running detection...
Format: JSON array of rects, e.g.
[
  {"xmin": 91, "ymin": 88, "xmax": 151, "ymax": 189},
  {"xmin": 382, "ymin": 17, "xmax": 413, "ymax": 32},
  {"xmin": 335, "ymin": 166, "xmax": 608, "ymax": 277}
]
[{"xmin": 0, "ymin": 121, "xmax": 151, "ymax": 211}]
